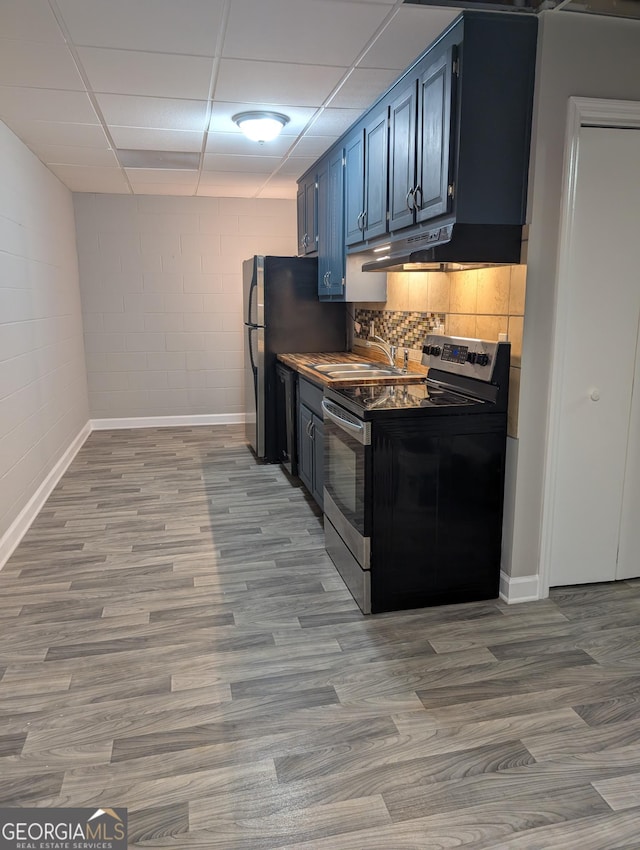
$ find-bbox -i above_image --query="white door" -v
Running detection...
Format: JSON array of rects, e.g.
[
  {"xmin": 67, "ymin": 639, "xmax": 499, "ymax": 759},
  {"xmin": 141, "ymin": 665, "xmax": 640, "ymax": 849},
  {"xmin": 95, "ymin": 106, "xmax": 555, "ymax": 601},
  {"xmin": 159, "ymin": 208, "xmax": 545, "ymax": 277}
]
[{"xmin": 548, "ymin": 126, "xmax": 640, "ymax": 587}]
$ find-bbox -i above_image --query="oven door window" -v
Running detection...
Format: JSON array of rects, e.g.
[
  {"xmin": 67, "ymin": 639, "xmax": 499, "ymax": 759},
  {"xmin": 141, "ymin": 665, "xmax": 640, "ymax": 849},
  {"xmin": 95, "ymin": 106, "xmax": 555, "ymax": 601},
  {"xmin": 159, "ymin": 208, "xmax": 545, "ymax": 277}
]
[{"xmin": 324, "ymin": 419, "xmax": 368, "ymax": 537}]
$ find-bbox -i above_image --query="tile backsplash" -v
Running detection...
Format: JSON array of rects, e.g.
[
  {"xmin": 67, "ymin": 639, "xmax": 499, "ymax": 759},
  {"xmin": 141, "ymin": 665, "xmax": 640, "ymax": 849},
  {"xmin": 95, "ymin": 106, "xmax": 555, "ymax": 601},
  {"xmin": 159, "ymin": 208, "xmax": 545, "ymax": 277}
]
[
  {"xmin": 354, "ymin": 264, "xmax": 527, "ymax": 437},
  {"xmin": 353, "ymin": 309, "xmax": 445, "ymax": 350}
]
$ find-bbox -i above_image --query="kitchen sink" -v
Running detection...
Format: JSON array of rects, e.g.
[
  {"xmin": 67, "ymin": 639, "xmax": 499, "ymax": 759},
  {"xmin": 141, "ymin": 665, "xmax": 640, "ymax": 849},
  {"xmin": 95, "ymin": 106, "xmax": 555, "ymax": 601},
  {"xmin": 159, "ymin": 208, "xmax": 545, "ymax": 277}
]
[
  {"xmin": 312, "ymin": 362, "xmax": 383, "ymax": 373},
  {"xmin": 327, "ymin": 368, "xmax": 402, "ymax": 378},
  {"xmin": 309, "ymin": 361, "xmax": 422, "ymax": 380}
]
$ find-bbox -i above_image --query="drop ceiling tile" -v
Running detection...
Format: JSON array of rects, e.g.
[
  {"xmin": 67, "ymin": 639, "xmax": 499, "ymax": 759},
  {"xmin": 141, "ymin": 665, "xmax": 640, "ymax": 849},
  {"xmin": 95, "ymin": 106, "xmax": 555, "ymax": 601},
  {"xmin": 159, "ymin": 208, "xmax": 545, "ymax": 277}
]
[
  {"xmin": 359, "ymin": 6, "xmax": 459, "ymax": 69},
  {"xmin": 0, "ymin": 87, "xmax": 98, "ymax": 125},
  {"xmin": 277, "ymin": 157, "xmax": 318, "ymax": 177},
  {"xmin": 39, "ymin": 145, "xmax": 119, "ymax": 167},
  {"xmin": 11, "ymin": 120, "xmax": 110, "ymax": 149},
  {"xmin": 125, "ymin": 169, "xmax": 198, "ymax": 184},
  {"xmin": 223, "ymin": 0, "xmax": 391, "ymax": 66},
  {"xmin": 95, "ymin": 95, "xmax": 209, "ymax": 132},
  {"xmin": 288, "ymin": 135, "xmax": 337, "ymax": 158},
  {"xmin": 305, "ymin": 107, "xmax": 363, "ymax": 136},
  {"xmin": 198, "ymin": 171, "xmax": 266, "ymax": 187},
  {"xmin": 215, "ymin": 59, "xmax": 346, "ymax": 109},
  {"xmin": 56, "ymin": 0, "xmax": 226, "ymax": 56},
  {"xmin": 110, "ymin": 127, "xmax": 204, "ymax": 153},
  {"xmin": 0, "ymin": 0, "xmax": 66, "ymax": 43},
  {"xmin": 203, "ymin": 154, "xmax": 282, "ymax": 175},
  {"xmin": 197, "ymin": 172, "xmax": 266, "ymax": 198},
  {"xmin": 132, "ymin": 184, "xmax": 198, "ymax": 196},
  {"xmin": 77, "ymin": 47, "xmax": 214, "ymax": 100},
  {"xmin": 0, "ymin": 38, "xmax": 85, "ymax": 90},
  {"xmin": 47, "ymin": 164, "xmax": 130, "ymax": 193},
  {"xmin": 329, "ymin": 67, "xmax": 402, "ymax": 109},
  {"xmin": 256, "ymin": 180, "xmax": 298, "ymax": 200}
]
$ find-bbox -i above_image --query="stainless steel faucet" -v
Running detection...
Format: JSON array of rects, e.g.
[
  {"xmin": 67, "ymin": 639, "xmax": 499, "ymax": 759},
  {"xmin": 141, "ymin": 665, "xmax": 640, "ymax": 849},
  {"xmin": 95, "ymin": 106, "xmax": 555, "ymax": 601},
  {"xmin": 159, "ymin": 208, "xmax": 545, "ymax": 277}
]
[{"xmin": 368, "ymin": 334, "xmax": 396, "ymax": 366}]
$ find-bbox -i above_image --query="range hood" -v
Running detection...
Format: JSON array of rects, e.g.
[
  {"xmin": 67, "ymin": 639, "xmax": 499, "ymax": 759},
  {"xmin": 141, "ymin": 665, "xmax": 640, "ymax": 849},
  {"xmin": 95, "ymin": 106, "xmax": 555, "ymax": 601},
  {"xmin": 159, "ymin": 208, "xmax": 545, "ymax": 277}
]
[{"xmin": 359, "ymin": 221, "xmax": 525, "ymax": 272}]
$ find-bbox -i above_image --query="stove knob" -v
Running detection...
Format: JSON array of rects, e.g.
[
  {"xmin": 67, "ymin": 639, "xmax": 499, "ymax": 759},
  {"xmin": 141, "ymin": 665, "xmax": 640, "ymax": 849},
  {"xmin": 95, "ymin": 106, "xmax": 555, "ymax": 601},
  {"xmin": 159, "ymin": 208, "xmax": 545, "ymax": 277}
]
[
  {"xmin": 476, "ymin": 353, "xmax": 490, "ymax": 367},
  {"xmin": 466, "ymin": 351, "xmax": 477, "ymax": 364},
  {"xmin": 430, "ymin": 345, "xmax": 441, "ymax": 357}
]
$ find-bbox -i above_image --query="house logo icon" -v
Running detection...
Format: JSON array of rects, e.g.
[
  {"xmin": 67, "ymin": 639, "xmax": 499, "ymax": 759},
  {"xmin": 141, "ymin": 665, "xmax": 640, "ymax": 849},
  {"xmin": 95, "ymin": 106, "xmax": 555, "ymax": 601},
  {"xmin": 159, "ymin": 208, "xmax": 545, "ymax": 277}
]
[{"xmin": 88, "ymin": 808, "xmax": 124, "ymax": 824}]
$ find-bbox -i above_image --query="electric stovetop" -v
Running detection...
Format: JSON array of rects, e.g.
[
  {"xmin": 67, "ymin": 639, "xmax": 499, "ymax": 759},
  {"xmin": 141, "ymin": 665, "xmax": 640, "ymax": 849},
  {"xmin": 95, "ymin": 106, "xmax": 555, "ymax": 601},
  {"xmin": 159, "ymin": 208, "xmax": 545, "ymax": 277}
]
[{"xmin": 325, "ymin": 380, "xmax": 485, "ymax": 419}]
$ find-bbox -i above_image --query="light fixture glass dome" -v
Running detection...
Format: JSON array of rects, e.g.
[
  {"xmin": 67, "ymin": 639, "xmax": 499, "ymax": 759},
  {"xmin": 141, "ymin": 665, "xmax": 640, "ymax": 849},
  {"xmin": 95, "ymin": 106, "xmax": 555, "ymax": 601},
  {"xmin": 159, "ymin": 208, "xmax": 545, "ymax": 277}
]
[{"xmin": 232, "ymin": 111, "xmax": 290, "ymax": 143}]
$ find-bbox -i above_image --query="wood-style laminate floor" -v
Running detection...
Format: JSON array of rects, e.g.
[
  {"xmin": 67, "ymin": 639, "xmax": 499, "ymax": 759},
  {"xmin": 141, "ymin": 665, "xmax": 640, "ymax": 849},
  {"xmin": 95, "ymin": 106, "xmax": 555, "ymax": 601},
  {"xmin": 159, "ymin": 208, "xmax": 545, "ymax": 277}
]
[{"xmin": 2, "ymin": 425, "xmax": 640, "ymax": 848}]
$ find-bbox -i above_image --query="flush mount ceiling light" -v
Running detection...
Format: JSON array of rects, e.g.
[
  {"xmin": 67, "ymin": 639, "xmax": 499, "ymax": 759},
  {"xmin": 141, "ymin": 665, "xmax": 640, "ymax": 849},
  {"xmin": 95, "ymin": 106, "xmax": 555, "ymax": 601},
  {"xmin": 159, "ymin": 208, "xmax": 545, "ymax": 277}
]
[{"xmin": 232, "ymin": 111, "xmax": 290, "ymax": 143}]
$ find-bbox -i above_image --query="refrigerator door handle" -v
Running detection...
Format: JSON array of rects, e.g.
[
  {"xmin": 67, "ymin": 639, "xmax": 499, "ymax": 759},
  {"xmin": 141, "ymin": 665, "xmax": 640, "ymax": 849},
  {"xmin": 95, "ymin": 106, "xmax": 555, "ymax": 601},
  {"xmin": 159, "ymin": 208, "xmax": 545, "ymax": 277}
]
[
  {"xmin": 246, "ymin": 325, "xmax": 257, "ymax": 372},
  {"xmin": 247, "ymin": 277, "xmax": 256, "ymax": 325}
]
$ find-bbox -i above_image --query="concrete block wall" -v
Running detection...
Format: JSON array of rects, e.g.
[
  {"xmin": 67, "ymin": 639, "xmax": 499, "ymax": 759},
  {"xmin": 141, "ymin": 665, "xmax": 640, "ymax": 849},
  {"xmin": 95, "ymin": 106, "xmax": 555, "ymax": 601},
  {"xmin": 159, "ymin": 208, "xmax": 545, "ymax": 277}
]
[
  {"xmin": 0, "ymin": 121, "xmax": 89, "ymax": 550},
  {"xmin": 74, "ymin": 194, "xmax": 296, "ymax": 421}
]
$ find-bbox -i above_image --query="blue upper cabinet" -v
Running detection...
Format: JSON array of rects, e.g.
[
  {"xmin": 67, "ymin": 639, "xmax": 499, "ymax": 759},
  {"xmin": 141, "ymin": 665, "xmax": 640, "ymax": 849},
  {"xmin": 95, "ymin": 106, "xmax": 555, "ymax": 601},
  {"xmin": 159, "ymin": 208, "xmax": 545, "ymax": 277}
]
[
  {"xmin": 297, "ymin": 172, "xmax": 317, "ymax": 256},
  {"xmin": 415, "ymin": 45, "xmax": 456, "ymax": 225},
  {"xmin": 299, "ymin": 11, "xmax": 538, "ymax": 279},
  {"xmin": 389, "ymin": 44, "xmax": 456, "ymax": 233},
  {"xmin": 344, "ymin": 130, "xmax": 364, "ymax": 247},
  {"xmin": 363, "ymin": 109, "xmax": 388, "ymax": 241},
  {"xmin": 344, "ymin": 104, "xmax": 388, "ymax": 247},
  {"xmin": 388, "ymin": 83, "xmax": 417, "ymax": 233},
  {"xmin": 320, "ymin": 148, "xmax": 346, "ymax": 298}
]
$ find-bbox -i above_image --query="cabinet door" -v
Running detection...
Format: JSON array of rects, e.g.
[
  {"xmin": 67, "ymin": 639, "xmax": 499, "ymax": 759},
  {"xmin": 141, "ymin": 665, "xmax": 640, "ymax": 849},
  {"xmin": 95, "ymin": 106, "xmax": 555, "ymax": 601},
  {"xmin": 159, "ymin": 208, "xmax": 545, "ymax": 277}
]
[
  {"xmin": 318, "ymin": 152, "xmax": 344, "ymax": 298},
  {"xmin": 317, "ymin": 158, "xmax": 330, "ymax": 294},
  {"xmin": 298, "ymin": 403, "xmax": 314, "ymax": 494},
  {"xmin": 297, "ymin": 175, "xmax": 317, "ymax": 255},
  {"xmin": 363, "ymin": 108, "xmax": 388, "ymax": 241},
  {"xmin": 311, "ymin": 413, "xmax": 324, "ymax": 508},
  {"xmin": 296, "ymin": 185, "xmax": 306, "ymax": 256},
  {"xmin": 344, "ymin": 130, "xmax": 365, "ymax": 246},
  {"xmin": 416, "ymin": 45, "xmax": 456, "ymax": 224},
  {"xmin": 388, "ymin": 83, "xmax": 417, "ymax": 233},
  {"xmin": 304, "ymin": 176, "xmax": 317, "ymax": 254}
]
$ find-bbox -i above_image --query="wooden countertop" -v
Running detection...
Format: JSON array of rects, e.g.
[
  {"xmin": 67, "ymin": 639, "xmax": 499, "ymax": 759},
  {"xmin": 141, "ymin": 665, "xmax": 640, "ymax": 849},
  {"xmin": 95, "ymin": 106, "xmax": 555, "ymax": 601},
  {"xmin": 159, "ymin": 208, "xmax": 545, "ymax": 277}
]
[{"xmin": 278, "ymin": 349, "xmax": 427, "ymax": 388}]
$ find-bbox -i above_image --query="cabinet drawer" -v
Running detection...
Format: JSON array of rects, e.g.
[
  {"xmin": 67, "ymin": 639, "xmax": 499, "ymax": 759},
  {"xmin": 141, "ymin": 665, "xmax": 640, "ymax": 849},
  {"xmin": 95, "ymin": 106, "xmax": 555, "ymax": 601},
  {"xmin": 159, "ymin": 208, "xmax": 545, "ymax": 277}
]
[{"xmin": 299, "ymin": 377, "xmax": 324, "ymax": 418}]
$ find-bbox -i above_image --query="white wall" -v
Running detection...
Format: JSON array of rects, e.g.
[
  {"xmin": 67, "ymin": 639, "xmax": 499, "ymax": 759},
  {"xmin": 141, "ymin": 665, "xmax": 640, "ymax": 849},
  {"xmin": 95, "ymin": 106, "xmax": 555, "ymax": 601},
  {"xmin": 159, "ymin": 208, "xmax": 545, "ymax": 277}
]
[
  {"xmin": 505, "ymin": 12, "xmax": 640, "ymax": 584},
  {"xmin": 74, "ymin": 194, "xmax": 296, "ymax": 421},
  {"xmin": 0, "ymin": 121, "xmax": 89, "ymax": 551}
]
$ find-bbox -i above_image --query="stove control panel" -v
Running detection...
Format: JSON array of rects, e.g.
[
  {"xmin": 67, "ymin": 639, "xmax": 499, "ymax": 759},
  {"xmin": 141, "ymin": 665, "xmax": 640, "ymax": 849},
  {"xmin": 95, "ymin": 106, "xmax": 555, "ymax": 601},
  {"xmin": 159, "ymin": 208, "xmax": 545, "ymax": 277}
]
[{"xmin": 422, "ymin": 334, "xmax": 501, "ymax": 382}]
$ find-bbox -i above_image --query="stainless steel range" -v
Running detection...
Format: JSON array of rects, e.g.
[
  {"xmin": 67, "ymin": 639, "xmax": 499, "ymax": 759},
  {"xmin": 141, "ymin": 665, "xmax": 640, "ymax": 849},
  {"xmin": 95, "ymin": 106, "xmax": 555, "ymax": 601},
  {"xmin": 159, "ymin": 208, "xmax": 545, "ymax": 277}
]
[{"xmin": 322, "ymin": 334, "xmax": 510, "ymax": 614}]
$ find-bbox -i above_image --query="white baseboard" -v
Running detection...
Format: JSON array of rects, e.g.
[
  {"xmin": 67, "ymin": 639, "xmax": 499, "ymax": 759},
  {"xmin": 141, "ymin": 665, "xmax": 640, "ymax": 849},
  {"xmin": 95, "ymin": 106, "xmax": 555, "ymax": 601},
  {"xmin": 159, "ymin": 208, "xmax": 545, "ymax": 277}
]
[
  {"xmin": 499, "ymin": 571, "xmax": 542, "ymax": 604},
  {"xmin": 0, "ymin": 421, "xmax": 92, "ymax": 571},
  {"xmin": 91, "ymin": 413, "xmax": 245, "ymax": 430}
]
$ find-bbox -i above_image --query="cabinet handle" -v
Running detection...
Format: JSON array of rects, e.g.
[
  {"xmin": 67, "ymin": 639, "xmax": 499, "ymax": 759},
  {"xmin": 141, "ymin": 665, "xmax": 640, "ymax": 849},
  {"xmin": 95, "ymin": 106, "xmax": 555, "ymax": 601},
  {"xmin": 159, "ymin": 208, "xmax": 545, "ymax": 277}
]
[
  {"xmin": 306, "ymin": 420, "xmax": 313, "ymax": 437},
  {"xmin": 309, "ymin": 421, "xmax": 315, "ymax": 440},
  {"xmin": 357, "ymin": 211, "xmax": 366, "ymax": 232},
  {"xmin": 413, "ymin": 185, "xmax": 422, "ymax": 210},
  {"xmin": 326, "ymin": 271, "xmax": 331, "ymax": 288},
  {"xmin": 406, "ymin": 189, "xmax": 415, "ymax": 211}
]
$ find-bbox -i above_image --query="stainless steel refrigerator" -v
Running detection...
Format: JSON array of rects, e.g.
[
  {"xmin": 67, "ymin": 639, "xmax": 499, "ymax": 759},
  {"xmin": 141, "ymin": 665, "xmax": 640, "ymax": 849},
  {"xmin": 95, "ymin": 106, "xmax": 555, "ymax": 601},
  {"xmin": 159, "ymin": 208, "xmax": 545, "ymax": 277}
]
[{"xmin": 243, "ymin": 255, "xmax": 346, "ymax": 463}]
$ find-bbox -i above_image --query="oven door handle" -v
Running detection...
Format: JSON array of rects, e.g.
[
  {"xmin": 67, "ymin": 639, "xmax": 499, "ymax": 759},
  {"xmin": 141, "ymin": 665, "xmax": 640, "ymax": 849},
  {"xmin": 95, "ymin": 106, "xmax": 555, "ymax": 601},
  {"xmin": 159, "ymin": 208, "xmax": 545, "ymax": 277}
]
[{"xmin": 321, "ymin": 399, "xmax": 370, "ymax": 446}]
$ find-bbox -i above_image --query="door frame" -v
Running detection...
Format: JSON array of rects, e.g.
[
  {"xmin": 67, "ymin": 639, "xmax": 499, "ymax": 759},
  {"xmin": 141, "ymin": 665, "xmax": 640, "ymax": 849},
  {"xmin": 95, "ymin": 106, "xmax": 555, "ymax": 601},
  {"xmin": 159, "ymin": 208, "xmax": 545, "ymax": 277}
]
[{"xmin": 539, "ymin": 97, "xmax": 640, "ymax": 598}]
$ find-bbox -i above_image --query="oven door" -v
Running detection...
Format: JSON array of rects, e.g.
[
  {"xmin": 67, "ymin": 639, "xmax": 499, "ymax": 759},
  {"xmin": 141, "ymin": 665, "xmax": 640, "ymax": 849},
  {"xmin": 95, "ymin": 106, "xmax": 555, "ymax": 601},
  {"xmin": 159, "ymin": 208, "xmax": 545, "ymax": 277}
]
[{"xmin": 321, "ymin": 398, "xmax": 371, "ymax": 568}]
